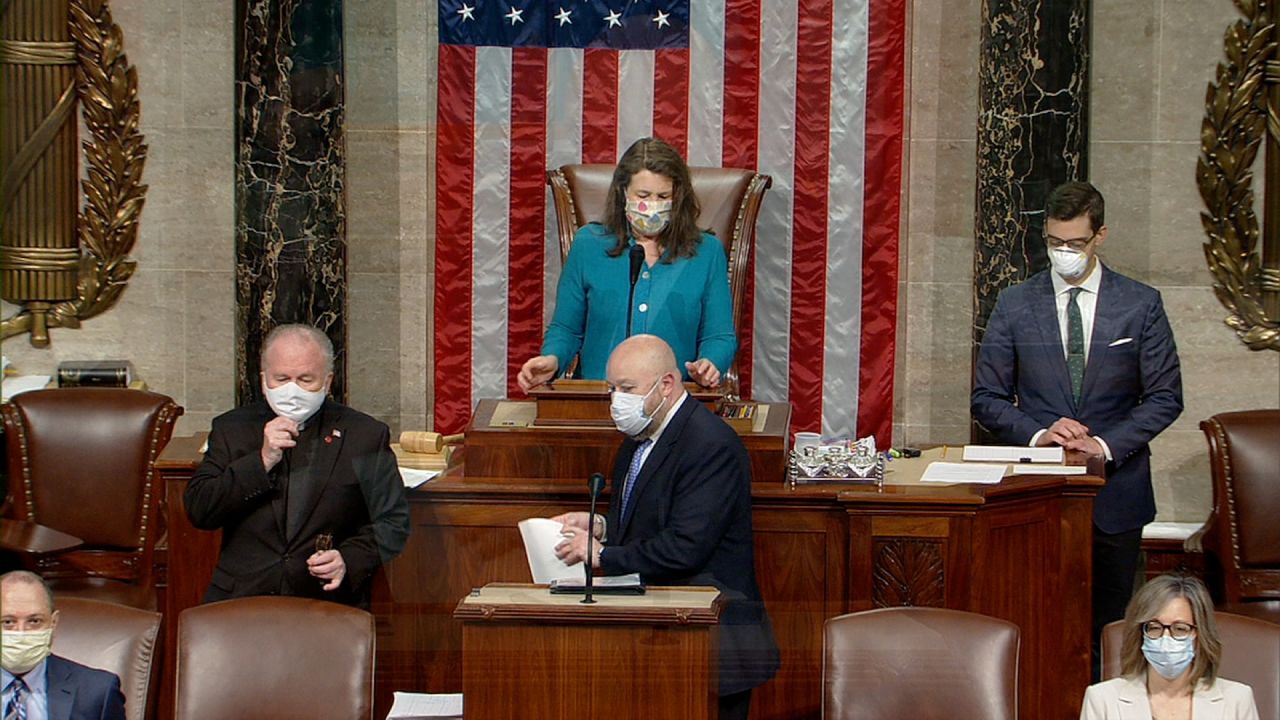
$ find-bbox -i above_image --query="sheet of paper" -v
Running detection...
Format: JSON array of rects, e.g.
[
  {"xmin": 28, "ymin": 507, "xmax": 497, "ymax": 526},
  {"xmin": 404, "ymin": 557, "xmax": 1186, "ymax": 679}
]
[
  {"xmin": 920, "ymin": 462, "xmax": 1007, "ymax": 484},
  {"xmin": 549, "ymin": 573, "xmax": 642, "ymax": 589},
  {"xmin": 399, "ymin": 467, "xmax": 440, "ymax": 489},
  {"xmin": 386, "ymin": 691, "xmax": 463, "ymax": 719},
  {"xmin": 962, "ymin": 445, "xmax": 1064, "ymax": 463},
  {"xmin": 1009, "ymin": 464, "xmax": 1087, "ymax": 475},
  {"xmin": 518, "ymin": 517, "xmax": 583, "ymax": 583},
  {"xmin": 0, "ymin": 375, "xmax": 50, "ymax": 402}
]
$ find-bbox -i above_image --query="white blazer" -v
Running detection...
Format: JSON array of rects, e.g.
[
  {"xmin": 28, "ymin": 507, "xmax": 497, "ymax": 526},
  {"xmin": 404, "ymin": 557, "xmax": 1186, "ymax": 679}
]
[{"xmin": 1080, "ymin": 676, "xmax": 1259, "ymax": 720}]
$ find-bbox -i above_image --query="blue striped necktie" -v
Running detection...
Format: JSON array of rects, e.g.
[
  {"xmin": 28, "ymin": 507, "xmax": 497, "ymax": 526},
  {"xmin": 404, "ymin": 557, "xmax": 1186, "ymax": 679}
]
[
  {"xmin": 4, "ymin": 676, "xmax": 27, "ymax": 720},
  {"xmin": 620, "ymin": 439, "xmax": 653, "ymax": 520}
]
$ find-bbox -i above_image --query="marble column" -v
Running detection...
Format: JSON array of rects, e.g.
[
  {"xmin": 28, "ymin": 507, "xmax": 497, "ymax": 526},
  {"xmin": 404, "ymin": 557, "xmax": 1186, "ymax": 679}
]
[
  {"xmin": 234, "ymin": 0, "xmax": 348, "ymax": 404},
  {"xmin": 974, "ymin": 0, "xmax": 1090, "ymax": 341}
]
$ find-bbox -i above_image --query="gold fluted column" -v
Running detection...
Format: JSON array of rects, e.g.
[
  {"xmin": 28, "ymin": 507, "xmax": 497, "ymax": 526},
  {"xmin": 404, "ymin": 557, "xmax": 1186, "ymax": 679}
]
[{"xmin": 0, "ymin": 0, "xmax": 79, "ymax": 346}]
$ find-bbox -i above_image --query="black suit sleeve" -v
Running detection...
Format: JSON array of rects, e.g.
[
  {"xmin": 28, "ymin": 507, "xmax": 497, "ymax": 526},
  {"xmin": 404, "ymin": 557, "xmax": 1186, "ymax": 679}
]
[
  {"xmin": 99, "ymin": 672, "xmax": 126, "ymax": 720},
  {"xmin": 600, "ymin": 432, "xmax": 744, "ymax": 579},
  {"xmin": 339, "ymin": 424, "xmax": 411, "ymax": 588},
  {"xmin": 184, "ymin": 413, "xmax": 279, "ymax": 530}
]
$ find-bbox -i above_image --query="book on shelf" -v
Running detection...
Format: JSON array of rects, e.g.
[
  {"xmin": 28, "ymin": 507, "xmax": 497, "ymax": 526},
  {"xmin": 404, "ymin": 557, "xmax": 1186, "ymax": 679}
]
[{"xmin": 57, "ymin": 360, "xmax": 135, "ymax": 388}]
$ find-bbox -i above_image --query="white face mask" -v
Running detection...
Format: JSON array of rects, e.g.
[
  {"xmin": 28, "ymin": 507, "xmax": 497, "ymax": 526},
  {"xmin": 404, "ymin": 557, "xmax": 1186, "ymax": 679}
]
[
  {"xmin": 1, "ymin": 628, "xmax": 53, "ymax": 674},
  {"xmin": 625, "ymin": 197, "xmax": 672, "ymax": 237},
  {"xmin": 262, "ymin": 377, "xmax": 326, "ymax": 425},
  {"xmin": 1049, "ymin": 247, "xmax": 1089, "ymax": 280},
  {"xmin": 610, "ymin": 377, "xmax": 666, "ymax": 437},
  {"xmin": 1142, "ymin": 633, "xmax": 1196, "ymax": 680}
]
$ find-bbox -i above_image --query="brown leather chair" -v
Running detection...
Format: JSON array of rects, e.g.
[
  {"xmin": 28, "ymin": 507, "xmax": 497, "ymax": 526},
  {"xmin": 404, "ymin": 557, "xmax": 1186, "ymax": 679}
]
[
  {"xmin": 51, "ymin": 597, "xmax": 162, "ymax": 720},
  {"xmin": 1198, "ymin": 410, "xmax": 1280, "ymax": 619},
  {"xmin": 175, "ymin": 596, "xmax": 375, "ymax": 720},
  {"xmin": 1, "ymin": 388, "xmax": 183, "ymax": 608},
  {"xmin": 547, "ymin": 163, "xmax": 772, "ymax": 396},
  {"xmin": 1102, "ymin": 612, "xmax": 1279, "ymax": 720},
  {"xmin": 823, "ymin": 606, "xmax": 1020, "ymax": 719}
]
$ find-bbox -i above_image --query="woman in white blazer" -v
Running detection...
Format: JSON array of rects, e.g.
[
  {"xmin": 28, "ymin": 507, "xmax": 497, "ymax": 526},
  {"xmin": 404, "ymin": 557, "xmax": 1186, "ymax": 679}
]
[{"xmin": 1080, "ymin": 574, "xmax": 1259, "ymax": 720}]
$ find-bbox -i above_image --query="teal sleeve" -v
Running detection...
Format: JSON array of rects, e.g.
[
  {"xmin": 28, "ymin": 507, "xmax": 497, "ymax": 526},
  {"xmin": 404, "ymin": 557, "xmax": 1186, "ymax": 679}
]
[
  {"xmin": 539, "ymin": 229, "xmax": 590, "ymax": 373},
  {"xmin": 695, "ymin": 236, "xmax": 738, "ymax": 373}
]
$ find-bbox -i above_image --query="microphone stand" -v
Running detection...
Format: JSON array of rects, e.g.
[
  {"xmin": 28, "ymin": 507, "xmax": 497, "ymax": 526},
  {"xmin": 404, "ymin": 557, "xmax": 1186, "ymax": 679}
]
[{"xmin": 582, "ymin": 472, "xmax": 606, "ymax": 604}]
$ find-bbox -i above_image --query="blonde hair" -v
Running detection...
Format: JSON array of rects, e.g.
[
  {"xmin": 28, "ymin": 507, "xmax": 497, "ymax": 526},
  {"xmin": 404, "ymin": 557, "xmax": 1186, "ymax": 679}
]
[{"xmin": 1119, "ymin": 574, "xmax": 1221, "ymax": 686}]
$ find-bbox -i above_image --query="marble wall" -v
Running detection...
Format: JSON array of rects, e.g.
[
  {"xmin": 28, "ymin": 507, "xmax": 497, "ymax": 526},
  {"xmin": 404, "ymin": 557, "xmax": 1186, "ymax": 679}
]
[{"xmin": 901, "ymin": 0, "xmax": 1280, "ymax": 521}]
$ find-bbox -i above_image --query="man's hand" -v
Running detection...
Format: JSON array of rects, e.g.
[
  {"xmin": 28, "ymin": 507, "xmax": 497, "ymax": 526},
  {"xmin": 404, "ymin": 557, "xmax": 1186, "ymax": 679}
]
[
  {"xmin": 1064, "ymin": 435, "xmax": 1104, "ymax": 456},
  {"xmin": 1037, "ymin": 417, "xmax": 1090, "ymax": 447},
  {"xmin": 551, "ymin": 511, "xmax": 602, "ymax": 539},
  {"xmin": 554, "ymin": 525, "xmax": 601, "ymax": 568},
  {"xmin": 517, "ymin": 355, "xmax": 559, "ymax": 392},
  {"xmin": 261, "ymin": 416, "xmax": 299, "ymax": 472},
  {"xmin": 308, "ymin": 549, "xmax": 346, "ymax": 591},
  {"xmin": 685, "ymin": 358, "xmax": 721, "ymax": 388}
]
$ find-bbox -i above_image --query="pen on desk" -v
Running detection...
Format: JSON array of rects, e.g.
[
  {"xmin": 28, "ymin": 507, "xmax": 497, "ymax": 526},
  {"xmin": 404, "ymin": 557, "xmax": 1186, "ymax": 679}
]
[{"xmin": 942, "ymin": 445, "xmax": 948, "ymax": 458}]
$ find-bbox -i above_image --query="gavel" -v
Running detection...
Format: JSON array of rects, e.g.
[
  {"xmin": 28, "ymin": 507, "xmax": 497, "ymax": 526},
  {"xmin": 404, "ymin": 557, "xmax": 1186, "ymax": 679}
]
[{"xmin": 398, "ymin": 431, "xmax": 465, "ymax": 454}]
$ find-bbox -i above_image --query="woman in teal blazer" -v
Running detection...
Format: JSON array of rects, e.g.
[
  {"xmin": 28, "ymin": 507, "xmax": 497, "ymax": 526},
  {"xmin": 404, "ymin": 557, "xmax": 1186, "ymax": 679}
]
[{"xmin": 518, "ymin": 138, "xmax": 737, "ymax": 391}]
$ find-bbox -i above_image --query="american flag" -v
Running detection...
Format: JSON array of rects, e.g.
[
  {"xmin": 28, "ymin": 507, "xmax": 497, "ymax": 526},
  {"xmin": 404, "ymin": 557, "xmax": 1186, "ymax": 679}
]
[{"xmin": 432, "ymin": 0, "xmax": 905, "ymax": 444}]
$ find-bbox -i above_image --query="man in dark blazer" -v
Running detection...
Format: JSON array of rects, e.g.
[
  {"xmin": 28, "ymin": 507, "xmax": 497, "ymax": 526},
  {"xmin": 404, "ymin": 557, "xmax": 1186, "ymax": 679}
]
[
  {"xmin": 2, "ymin": 571, "xmax": 125, "ymax": 720},
  {"xmin": 186, "ymin": 324, "xmax": 411, "ymax": 607},
  {"xmin": 555, "ymin": 334, "xmax": 779, "ymax": 720},
  {"xmin": 972, "ymin": 181, "xmax": 1183, "ymax": 676}
]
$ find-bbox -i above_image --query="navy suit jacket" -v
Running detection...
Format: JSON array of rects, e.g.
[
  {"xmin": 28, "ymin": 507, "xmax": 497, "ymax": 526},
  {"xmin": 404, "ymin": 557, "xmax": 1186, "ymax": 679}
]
[
  {"xmin": 972, "ymin": 266, "xmax": 1183, "ymax": 533},
  {"xmin": 599, "ymin": 396, "xmax": 780, "ymax": 695},
  {"xmin": 185, "ymin": 399, "xmax": 411, "ymax": 607},
  {"xmin": 45, "ymin": 655, "xmax": 125, "ymax": 720}
]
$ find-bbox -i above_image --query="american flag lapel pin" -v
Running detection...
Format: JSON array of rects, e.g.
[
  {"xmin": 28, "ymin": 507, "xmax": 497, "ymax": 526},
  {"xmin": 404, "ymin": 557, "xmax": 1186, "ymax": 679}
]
[{"xmin": 326, "ymin": 428, "xmax": 342, "ymax": 444}]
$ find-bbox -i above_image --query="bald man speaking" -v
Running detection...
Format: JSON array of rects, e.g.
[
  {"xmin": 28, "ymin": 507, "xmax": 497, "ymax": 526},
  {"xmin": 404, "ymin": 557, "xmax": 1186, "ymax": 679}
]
[{"xmin": 553, "ymin": 335, "xmax": 779, "ymax": 720}]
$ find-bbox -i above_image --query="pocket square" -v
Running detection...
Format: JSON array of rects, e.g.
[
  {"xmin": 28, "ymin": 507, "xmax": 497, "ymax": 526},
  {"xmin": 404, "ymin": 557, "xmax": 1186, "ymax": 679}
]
[{"xmin": 1108, "ymin": 337, "xmax": 1133, "ymax": 347}]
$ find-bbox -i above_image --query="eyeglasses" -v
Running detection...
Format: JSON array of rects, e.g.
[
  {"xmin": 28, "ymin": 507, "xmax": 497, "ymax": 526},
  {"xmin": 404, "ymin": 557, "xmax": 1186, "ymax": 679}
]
[
  {"xmin": 1141, "ymin": 620, "xmax": 1196, "ymax": 640},
  {"xmin": 1045, "ymin": 232, "xmax": 1097, "ymax": 252}
]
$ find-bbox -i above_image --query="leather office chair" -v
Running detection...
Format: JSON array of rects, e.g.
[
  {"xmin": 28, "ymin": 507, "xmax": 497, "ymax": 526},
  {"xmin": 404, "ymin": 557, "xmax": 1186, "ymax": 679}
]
[
  {"xmin": 547, "ymin": 163, "xmax": 772, "ymax": 396},
  {"xmin": 823, "ymin": 606, "xmax": 1020, "ymax": 720},
  {"xmin": 51, "ymin": 597, "xmax": 162, "ymax": 720},
  {"xmin": 175, "ymin": 596, "xmax": 375, "ymax": 720},
  {"xmin": 1102, "ymin": 612, "xmax": 1279, "ymax": 720},
  {"xmin": 1198, "ymin": 410, "xmax": 1280, "ymax": 620},
  {"xmin": 1, "ymin": 388, "xmax": 183, "ymax": 609}
]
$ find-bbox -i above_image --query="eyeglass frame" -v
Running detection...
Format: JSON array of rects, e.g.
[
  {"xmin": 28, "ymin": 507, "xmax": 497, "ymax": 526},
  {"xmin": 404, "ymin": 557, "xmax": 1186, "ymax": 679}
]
[
  {"xmin": 1044, "ymin": 230, "xmax": 1098, "ymax": 252},
  {"xmin": 1141, "ymin": 620, "xmax": 1197, "ymax": 640}
]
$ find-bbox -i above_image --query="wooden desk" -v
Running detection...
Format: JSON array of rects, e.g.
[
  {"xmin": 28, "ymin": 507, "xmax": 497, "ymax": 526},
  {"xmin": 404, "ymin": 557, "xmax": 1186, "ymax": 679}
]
[
  {"xmin": 155, "ymin": 434, "xmax": 1101, "ymax": 720},
  {"xmin": 455, "ymin": 584, "xmax": 721, "ymax": 719}
]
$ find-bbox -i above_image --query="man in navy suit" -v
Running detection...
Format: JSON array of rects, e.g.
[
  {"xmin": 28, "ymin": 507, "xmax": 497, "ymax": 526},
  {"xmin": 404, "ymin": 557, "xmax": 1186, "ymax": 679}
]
[
  {"xmin": 972, "ymin": 181, "xmax": 1183, "ymax": 677},
  {"xmin": 1, "ymin": 571, "xmax": 125, "ymax": 720},
  {"xmin": 555, "ymin": 334, "xmax": 779, "ymax": 720}
]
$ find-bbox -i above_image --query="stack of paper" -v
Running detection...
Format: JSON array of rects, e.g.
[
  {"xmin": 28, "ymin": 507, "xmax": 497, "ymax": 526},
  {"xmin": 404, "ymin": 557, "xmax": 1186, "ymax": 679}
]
[{"xmin": 386, "ymin": 692, "xmax": 462, "ymax": 719}]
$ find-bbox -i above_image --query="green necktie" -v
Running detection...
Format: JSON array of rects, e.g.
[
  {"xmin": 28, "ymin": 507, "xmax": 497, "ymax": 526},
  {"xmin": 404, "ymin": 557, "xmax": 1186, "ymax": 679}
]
[{"xmin": 1067, "ymin": 287, "xmax": 1085, "ymax": 403}]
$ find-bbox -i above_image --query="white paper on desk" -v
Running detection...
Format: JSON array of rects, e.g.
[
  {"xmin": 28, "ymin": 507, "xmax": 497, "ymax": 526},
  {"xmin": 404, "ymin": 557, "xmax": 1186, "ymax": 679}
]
[
  {"xmin": 1010, "ymin": 464, "xmax": 1086, "ymax": 475},
  {"xmin": 398, "ymin": 467, "xmax": 440, "ymax": 489},
  {"xmin": 518, "ymin": 517, "xmax": 584, "ymax": 583},
  {"xmin": 920, "ymin": 462, "xmax": 1007, "ymax": 484},
  {"xmin": 962, "ymin": 445, "xmax": 1063, "ymax": 463},
  {"xmin": 0, "ymin": 375, "xmax": 50, "ymax": 402},
  {"xmin": 386, "ymin": 691, "xmax": 463, "ymax": 719}
]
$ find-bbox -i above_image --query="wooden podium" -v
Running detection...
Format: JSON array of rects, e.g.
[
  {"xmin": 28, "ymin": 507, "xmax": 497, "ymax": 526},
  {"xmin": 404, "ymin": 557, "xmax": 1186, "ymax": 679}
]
[{"xmin": 454, "ymin": 584, "xmax": 723, "ymax": 719}]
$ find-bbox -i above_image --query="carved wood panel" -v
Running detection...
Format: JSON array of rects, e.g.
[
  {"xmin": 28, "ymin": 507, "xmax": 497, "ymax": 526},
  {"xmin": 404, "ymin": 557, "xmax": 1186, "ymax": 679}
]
[{"xmin": 871, "ymin": 537, "xmax": 946, "ymax": 608}]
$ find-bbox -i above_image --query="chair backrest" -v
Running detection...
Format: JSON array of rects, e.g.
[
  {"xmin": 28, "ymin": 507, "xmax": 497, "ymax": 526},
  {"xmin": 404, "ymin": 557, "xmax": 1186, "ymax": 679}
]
[
  {"xmin": 51, "ymin": 597, "xmax": 161, "ymax": 720},
  {"xmin": 1199, "ymin": 410, "xmax": 1280, "ymax": 603},
  {"xmin": 175, "ymin": 596, "xmax": 375, "ymax": 720},
  {"xmin": 823, "ymin": 606, "xmax": 1020, "ymax": 720},
  {"xmin": 1, "ymin": 388, "xmax": 182, "ymax": 599},
  {"xmin": 1102, "ymin": 612, "xmax": 1279, "ymax": 720},
  {"xmin": 547, "ymin": 163, "xmax": 772, "ymax": 395}
]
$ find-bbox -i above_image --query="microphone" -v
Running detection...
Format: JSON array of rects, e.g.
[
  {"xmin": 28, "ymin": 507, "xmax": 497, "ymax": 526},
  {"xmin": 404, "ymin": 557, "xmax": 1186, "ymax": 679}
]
[
  {"xmin": 582, "ymin": 472, "xmax": 606, "ymax": 605},
  {"xmin": 626, "ymin": 244, "xmax": 644, "ymax": 337}
]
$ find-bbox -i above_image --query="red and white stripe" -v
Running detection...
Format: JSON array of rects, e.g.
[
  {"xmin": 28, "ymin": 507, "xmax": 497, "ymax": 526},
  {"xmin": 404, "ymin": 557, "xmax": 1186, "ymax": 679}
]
[{"xmin": 432, "ymin": 0, "xmax": 905, "ymax": 444}]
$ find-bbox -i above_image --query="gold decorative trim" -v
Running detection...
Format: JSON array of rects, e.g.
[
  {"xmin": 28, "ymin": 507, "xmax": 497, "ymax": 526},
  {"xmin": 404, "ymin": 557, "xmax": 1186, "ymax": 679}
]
[
  {"xmin": 1, "ymin": 0, "xmax": 147, "ymax": 346},
  {"xmin": 0, "ymin": 40, "xmax": 77, "ymax": 64},
  {"xmin": 1198, "ymin": 0, "xmax": 1279, "ymax": 351},
  {"xmin": 0, "ymin": 247, "xmax": 80, "ymax": 271}
]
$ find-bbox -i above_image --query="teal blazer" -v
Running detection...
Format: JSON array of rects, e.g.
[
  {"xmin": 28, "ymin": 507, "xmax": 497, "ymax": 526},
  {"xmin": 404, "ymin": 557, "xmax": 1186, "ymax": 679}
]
[{"xmin": 541, "ymin": 223, "xmax": 737, "ymax": 380}]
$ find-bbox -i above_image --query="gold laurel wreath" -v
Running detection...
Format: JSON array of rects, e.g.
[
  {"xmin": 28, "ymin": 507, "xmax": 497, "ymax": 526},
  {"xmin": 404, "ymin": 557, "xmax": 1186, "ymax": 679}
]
[
  {"xmin": 1197, "ymin": 0, "xmax": 1279, "ymax": 351},
  {"xmin": 0, "ymin": 0, "xmax": 146, "ymax": 341}
]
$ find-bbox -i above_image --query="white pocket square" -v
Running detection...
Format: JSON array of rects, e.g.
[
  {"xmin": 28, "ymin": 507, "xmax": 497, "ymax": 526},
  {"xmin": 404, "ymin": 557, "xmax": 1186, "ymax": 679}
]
[{"xmin": 1108, "ymin": 337, "xmax": 1134, "ymax": 347}]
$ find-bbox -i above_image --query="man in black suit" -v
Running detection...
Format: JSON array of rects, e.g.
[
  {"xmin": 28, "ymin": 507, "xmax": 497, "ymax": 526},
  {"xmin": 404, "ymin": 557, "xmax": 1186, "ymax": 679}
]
[
  {"xmin": 555, "ymin": 334, "xmax": 779, "ymax": 720},
  {"xmin": 972, "ymin": 181, "xmax": 1183, "ymax": 678},
  {"xmin": 2, "ymin": 571, "xmax": 125, "ymax": 720},
  {"xmin": 186, "ymin": 324, "xmax": 411, "ymax": 607}
]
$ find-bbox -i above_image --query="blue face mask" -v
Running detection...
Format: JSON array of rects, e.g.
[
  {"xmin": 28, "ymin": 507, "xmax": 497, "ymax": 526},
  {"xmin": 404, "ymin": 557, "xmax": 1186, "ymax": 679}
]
[{"xmin": 1142, "ymin": 634, "xmax": 1195, "ymax": 679}]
